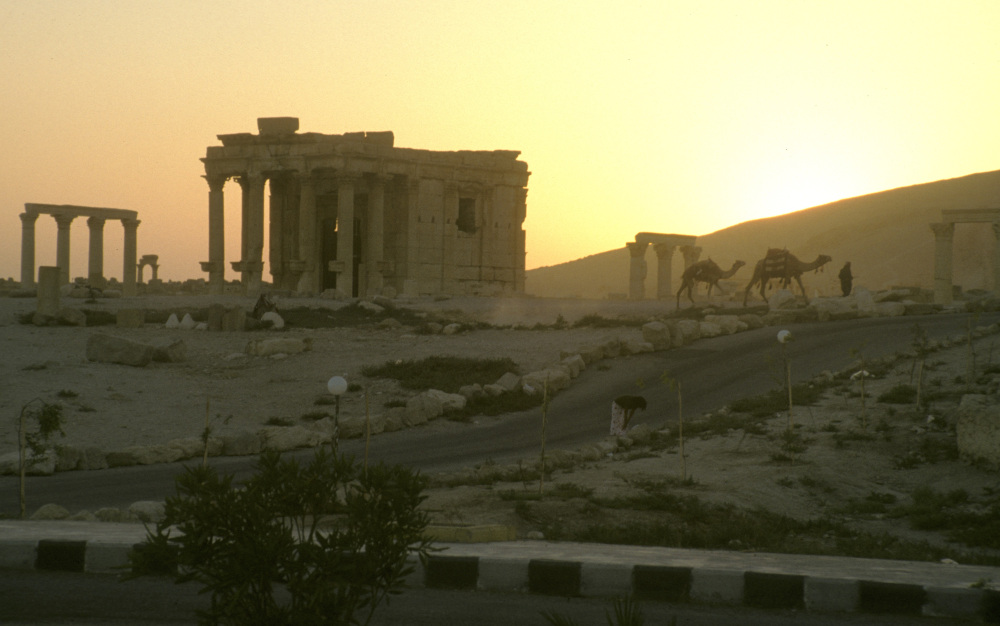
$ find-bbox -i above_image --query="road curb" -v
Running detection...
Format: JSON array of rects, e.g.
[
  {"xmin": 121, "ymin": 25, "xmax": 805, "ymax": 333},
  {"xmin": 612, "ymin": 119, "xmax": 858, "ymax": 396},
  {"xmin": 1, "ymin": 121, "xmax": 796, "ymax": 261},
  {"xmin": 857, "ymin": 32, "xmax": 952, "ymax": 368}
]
[{"xmin": 2, "ymin": 533, "xmax": 999, "ymax": 622}]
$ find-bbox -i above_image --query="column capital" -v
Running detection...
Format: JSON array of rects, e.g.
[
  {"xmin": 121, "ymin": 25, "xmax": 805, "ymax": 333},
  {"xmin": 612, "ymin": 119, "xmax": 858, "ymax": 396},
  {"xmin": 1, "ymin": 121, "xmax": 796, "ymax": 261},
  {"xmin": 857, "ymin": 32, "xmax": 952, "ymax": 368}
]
[
  {"xmin": 121, "ymin": 217, "xmax": 141, "ymax": 230},
  {"xmin": 87, "ymin": 216, "xmax": 107, "ymax": 228},
  {"xmin": 20, "ymin": 212, "xmax": 39, "ymax": 226},
  {"xmin": 54, "ymin": 214, "xmax": 75, "ymax": 228},
  {"xmin": 653, "ymin": 242, "xmax": 676, "ymax": 258},
  {"xmin": 626, "ymin": 241, "xmax": 649, "ymax": 257},
  {"xmin": 204, "ymin": 174, "xmax": 227, "ymax": 192},
  {"xmin": 334, "ymin": 172, "xmax": 362, "ymax": 185},
  {"xmin": 930, "ymin": 222, "xmax": 954, "ymax": 239}
]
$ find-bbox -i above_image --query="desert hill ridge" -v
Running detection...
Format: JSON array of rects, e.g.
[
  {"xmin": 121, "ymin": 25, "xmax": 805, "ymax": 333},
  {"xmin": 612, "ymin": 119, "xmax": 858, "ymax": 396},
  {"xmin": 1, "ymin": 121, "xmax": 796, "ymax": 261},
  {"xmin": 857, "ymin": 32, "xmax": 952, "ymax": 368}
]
[{"xmin": 526, "ymin": 169, "xmax": 1000, "ymax": 301}]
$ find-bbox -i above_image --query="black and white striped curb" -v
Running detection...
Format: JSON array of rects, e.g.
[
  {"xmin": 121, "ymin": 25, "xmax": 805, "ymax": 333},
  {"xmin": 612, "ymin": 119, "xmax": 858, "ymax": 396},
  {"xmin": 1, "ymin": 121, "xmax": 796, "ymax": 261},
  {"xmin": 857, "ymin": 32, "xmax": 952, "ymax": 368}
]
[
  {"xmin": 416, "ymin": 554, "xmax": 1000, "ymax": 622},
  {"xmin": 3, "ymin": 536, "xmax": 999, "ymax": 622}
]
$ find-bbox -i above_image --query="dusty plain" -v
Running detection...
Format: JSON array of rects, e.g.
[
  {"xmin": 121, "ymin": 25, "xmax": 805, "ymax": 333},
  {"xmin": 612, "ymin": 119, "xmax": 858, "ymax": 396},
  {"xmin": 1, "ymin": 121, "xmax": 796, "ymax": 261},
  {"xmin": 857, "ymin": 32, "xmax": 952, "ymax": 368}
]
[{"xmin": 2, "ymin": 292, "xmax": 999, "ymax": 568}]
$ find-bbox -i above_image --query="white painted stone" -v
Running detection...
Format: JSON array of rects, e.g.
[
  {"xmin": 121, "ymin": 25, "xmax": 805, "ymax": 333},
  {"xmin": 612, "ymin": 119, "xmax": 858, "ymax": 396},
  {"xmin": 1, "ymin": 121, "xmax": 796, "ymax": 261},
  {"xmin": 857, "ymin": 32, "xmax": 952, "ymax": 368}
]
[
  {"xmin": 165, "ymin": 313, "xmax": 180, "ymax": 328},
  {"xmin": 31, "ymin": 503, "xmax": 70, "ymax": 520},
  {"xmin": 260, "ymin": 311, "xmax": 284, "ymax": 329},
  {"xmin": 129, "ymin": 500, "xmax": 166, "ymax": 523},
  {"xmin": 179, "ymin": 313, "xmax": 197, "ymax": 329}
]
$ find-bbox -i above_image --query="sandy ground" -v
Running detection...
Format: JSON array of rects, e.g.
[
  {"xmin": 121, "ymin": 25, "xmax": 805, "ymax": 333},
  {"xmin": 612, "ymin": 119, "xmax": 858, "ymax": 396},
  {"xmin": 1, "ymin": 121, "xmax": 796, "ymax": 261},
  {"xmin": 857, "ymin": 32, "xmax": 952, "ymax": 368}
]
[{"xmin": 2, "ymin": 292, "xmax": 999, "ymax": 560}]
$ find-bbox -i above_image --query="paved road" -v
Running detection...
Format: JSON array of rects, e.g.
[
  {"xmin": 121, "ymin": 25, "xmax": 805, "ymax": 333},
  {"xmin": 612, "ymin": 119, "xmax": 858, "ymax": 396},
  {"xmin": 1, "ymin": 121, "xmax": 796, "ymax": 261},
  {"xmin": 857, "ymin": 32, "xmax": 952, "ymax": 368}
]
[
  {"xmin": 0, "ymin": 569, "xmax": 975, "ymax": 625},
  {"xmin": 1, "ymin": 312, "xmax": 995, "ymax": 515}
]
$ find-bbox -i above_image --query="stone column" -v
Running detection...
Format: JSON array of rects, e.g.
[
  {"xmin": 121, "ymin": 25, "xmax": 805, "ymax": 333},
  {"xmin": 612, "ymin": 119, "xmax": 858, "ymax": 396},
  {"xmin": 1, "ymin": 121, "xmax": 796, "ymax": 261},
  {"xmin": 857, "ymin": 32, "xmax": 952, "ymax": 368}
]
[
  {"xmin": 296, "ymin": 172, "xmax": 319, "ymax": 294},
  {"xmin": 335, "ymin": 174, "xmax": 357, "ymax": 297},
  {"xmin": 19, "ymin": 212, "xmax": 39, "ymax": 287},
  {"xmin": 930, "ymin": 222, "xmax": 954, "ymax": 305},
  {"xmin": 87, "ymin": 216, "xmax": 106, "ymax": 287},
  {"xmin": 366, "ymin": 175, "xmax": 389, "ymax": 296},
  {"xmin": 245, "ymin": 174, "xmax": 266, "ymax": 294},
  {"xmin": 268, "ymin": 176, "xmax": 285, "ymax": 288},
  {"xmin": 653, "ymin": 243, "xmax": 676, "ymax": 300},
  {"xmin": 203, "ymin": 175, "xmax": 226, "ymax": 295},
  {"xmin": 680, "ymin": 245, "xmax": 702, "ymax": 270},
  {"xmin": 442, "ymin": 182, "xmax": 459, "ymax": 294},
  {"xmin": 121, "ymin": 218, "xmax": 140, "ymax": 296},
  {"xmin": 54, "ymin": 214, "xmax": 75, "ymax": 285},
  {"xmin": 627, "ymin": 241, "xmax": 649, "ymax": 300}
]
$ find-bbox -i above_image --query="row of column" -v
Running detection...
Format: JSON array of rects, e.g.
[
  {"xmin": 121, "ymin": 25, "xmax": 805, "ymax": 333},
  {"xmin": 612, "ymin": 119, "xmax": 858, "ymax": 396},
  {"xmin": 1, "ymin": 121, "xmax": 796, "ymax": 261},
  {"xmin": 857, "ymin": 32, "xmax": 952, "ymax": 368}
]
[
  {"xmin": 203, "ymin": 171, "xmax": 389, "ymax": 296},
  {"xmin": 931, "ymin": 221, "xmax": 1000, "ymax": 304},
  {"xmin": 19, "ymin": 212, "xmax": 139, "ymax": 296},
  {"xmin": 627, "ymin": 242, "xmax": 702, "ymax": 300}
]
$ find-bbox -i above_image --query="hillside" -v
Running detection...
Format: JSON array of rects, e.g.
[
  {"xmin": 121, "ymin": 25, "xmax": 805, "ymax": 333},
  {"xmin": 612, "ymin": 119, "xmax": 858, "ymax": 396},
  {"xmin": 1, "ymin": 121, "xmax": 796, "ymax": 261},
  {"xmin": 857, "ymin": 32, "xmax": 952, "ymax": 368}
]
[{"xmin": 526, "ymin": 170, "xmax": 1000, "ymax": 301}]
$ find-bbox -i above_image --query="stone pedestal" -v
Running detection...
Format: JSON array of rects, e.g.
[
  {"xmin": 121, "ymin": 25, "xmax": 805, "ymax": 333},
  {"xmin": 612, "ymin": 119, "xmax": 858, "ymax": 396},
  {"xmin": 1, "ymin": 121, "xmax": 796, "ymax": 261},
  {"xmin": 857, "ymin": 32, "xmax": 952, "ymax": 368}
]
[{"xmin": 36, "ymin": 266, "xmax": 60, "ymax": 317}]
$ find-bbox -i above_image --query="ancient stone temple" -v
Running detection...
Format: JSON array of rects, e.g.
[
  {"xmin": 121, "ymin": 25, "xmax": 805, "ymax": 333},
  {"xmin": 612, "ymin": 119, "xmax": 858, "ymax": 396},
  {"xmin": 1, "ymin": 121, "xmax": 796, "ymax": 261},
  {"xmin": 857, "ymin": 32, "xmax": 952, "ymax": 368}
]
[{"xmin": 200, "ymin": 117, "xmax": 530, "ymax": 297}]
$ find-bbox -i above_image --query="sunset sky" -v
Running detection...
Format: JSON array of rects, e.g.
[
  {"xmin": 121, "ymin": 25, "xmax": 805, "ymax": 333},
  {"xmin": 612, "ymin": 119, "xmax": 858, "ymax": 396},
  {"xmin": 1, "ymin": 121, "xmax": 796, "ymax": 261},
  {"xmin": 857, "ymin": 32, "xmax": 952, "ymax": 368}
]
[{"xmin": 2, "ymin": 0, "xmax": 999, "ymax": 283}]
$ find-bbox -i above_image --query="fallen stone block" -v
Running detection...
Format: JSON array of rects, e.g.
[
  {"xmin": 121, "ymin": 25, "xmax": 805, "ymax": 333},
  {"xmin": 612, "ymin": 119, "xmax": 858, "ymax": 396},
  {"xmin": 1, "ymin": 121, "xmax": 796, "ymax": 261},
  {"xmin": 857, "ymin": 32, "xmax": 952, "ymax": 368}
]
[
  {"xmin": 151, "ymin": 338, "xmax": 187, "ymax": 363},
  {"xmin": 30, "ymin": 503, "xmax": 70, "ymax": 521},
  {"xmin": 245, "ymin": 337, "xmax": 312, "ymax": 357},
  {"xmin": 129, "ymin": 501, "xmax": 166, "ymax": 523},
  {"xmin": 219, "ymin": 430, "xmax": 263, "ymax": 456},
  {"xmin": 426, "ymin": 389, "xmax": 468, "ymax": 413},
  {"xmin": 57, "ymin": 308, "xmax": 87, "ymax": 326},
  {"xmin": 86, "ymin": 333, "xmax": 154, "ymax": 367},
  {"xmin": 642, "ymin": 321, "xmax": 671, "ymax": 349}
]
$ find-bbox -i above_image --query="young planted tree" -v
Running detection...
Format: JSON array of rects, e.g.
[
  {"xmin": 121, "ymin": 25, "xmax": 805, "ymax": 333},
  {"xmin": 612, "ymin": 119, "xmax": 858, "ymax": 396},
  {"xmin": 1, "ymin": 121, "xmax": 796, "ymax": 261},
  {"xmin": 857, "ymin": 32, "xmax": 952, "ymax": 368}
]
[
  {"xmin": 131, "ymin": 449, "xmax": 431, "ymax": 626},
  {"xmin": 17, "ymin": 399, "xmax": 64, "ymax": 519}
]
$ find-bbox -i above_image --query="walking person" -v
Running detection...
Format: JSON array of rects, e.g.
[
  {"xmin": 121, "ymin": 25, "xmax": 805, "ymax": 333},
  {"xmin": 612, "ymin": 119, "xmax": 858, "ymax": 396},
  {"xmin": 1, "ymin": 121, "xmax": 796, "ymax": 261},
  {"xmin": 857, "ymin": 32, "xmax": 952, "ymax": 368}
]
[
  {"xmin": 610, "ymin": 395, "xmax": 647, "ymax": 435},
  {"xmin": 838, "ymin": 261, "xmax": 853, "ymax": 297}
]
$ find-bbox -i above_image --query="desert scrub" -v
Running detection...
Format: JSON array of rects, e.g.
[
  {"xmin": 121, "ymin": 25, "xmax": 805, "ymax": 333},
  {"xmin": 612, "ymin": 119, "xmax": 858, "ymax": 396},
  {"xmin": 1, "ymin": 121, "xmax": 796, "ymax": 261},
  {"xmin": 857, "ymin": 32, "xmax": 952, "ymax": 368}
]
[
  {"xmin": 729, "ymin": 382, "xmax": 824, "ymax": 418},
  {"xmin": 362, "ymin": 355, "xmax": 520, "ymax": 393}
]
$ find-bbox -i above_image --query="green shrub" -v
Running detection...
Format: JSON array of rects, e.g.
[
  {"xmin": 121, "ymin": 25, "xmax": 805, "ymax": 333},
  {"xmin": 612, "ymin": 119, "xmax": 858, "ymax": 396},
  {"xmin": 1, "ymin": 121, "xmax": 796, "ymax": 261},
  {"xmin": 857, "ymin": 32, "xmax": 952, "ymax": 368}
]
[
  {"xmin": 130, "ymin": 449, "xmax": 430, "ymax": 625},
  {"xmin": 877, "ymin": 384, "xmax": 917, "ymax": 404},
  {"xmin": 729, "ymin": 383, "xmax": 824, "ymax": 418}
]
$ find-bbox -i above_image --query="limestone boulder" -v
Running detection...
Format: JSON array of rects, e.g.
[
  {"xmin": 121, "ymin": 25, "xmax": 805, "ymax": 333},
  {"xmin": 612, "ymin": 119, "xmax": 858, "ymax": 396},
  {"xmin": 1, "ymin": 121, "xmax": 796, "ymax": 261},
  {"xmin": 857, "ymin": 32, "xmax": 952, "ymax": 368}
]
[
  {"xmin": 560, "ymin": 354, "xmax": 586, "ymax": 377},
  {"xmin": 95, "ymin": 507, "xmax": 134, "ymax": 523},
  {"xmin": 106, "ymin": 445, "xmax": 184, "ymax": 467},
  {"xmin": 86, "ymin": 333, "xmax": 154, "ymax": 367},
  {"xmin": 358, "ymin": 300, "xmax": 384, "ymax": 314},
  {"xmin": 57, "ymin": 307, "xmax": 87, "ymax": 326},
  {"xmin": 426, "ymin": 389, "xmax": 468, "ymax": 413},
  {"xmin": 165, "ymin": 313, "xmax": 180, "ymax": 329},
  {"xmin": 129, "ymin": 501, "xmax": 166, "ymax": 523},
  {"xmin": 767, "ymin": 289, "xmax": 798, "ymax": 310},
  {"xmin": 577, "ymin": 344, "xmax": 608, "ymax": 364},
  {"xmin": 600, "ymin": 338, "xmax": 622, "ymax": 358},
  {"xmin": 443, "ymin": 323, "xmax": 462, "ymax": 335},
  {"xmin": 956, "ymin": 394, "xmax": 1000, "ymax": 469},
  {"xmin": 260, "ymin": 426, "xmax": 328, "ymax": 451},
  {"xmin": 245, "ymin": 336, "xmax": 312, "ymax": 357},
  {"xmin": 167, "ymin": 437, "xmax": 221, "ymax": 459},
  {"xmin": 703, "ymin": 315, "xmax": 747, "ymax": 335},
  {"xmin": 459, "ymin": 383, "xmax": 486, "ymax": 400},
  {"xmin": 77, "ymin": 446, "xmax": 108, "ymax": 470},
  {"xmin": 641, "ymin": 321, "xmax": 671, "ymax": 350},
  {"xmin": 674, "ymin": 319, "xmax": 701, "ymax": 344},
  {"xmin": 811, "ymin": 297, "xmax": 858, "ymax": 321},
  {"xmin": 178, "ymin": 313, "xmax": 197, "ymax": 330},
  {"xmin": 31, "ymin": 504, "xmax": 70, "ymax": 521},
  {"xmin": 382, "ymin": 407, "xmax": 406, "ymax": 432},
  {"xmin": 405, "ymin": 393, "xmax": 444, "ymax": 426},
  {"xmin": 151, "ymin": 338, "xmax": 187, "ymax": 363},
  {"xmin": 855, "ymin": 288, "xmax": 877, "ymax": 316},
  {"xmin": 876, "ymin": 301, "xmax": 906, "ymax": 317},
  {"xmin": 522, "ymin": 366, "xmax": 572, "ymax": 394},
  {"xmin": 483, "ymin": 383, "xmax": 506, "ymax": 396},
  {"xmin": 219, "ymin": 430, "xmax": 264, "ymax": 456},
  {"xmin": 738, "ymin": 314, "xmax": 764, "ymax": 330},
  {"xmin": 495, "ymin": 372, "xmax": 521, "ymax": 392},
  {"xmin": 698, "ymin": 321, "xmax": 723, "ymax": 338}
]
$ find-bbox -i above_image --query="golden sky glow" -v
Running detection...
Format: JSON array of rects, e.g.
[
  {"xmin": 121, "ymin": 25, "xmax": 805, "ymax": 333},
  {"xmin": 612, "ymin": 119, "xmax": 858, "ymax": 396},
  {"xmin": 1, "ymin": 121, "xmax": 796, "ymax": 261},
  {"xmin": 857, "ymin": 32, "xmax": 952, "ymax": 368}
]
[{"xmin": 2, "ymin": 0, "xmax": 999, "ymax": 282}]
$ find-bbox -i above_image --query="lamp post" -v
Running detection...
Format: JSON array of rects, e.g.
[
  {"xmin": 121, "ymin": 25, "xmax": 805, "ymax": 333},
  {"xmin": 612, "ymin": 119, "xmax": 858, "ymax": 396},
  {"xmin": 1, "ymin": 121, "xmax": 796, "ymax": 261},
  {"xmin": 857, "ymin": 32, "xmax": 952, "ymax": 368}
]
[{"xmin": 327, "ymin": 376, "xmax": 347, "ymax": 450}]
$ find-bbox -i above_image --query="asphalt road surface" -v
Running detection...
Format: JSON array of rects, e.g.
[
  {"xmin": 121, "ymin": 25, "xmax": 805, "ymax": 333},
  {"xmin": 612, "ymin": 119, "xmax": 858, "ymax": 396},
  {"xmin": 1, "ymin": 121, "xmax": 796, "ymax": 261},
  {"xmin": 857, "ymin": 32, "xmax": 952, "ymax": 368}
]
[{"xmin": 2, "ymin": 312, "xmax": 996, "ymax": 516}]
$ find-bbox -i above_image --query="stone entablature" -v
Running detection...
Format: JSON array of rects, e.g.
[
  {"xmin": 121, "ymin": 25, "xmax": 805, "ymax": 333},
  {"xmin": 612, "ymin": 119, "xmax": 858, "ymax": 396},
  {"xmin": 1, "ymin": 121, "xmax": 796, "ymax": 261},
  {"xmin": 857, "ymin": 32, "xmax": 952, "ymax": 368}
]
[
  {"xmin": 627, "ymin": 232, "xmax": 698, "ymax": 300},
  {"xmin": 200, "ymin": 117, "xmax": 530, "ymax": 297},
  {"xmin": 20, "ymin": 203, "xmax": 140, "ymax": 296},
  {"xmin": 930, "ymin": 208, "xmax": 1000, "ymax": 304}
]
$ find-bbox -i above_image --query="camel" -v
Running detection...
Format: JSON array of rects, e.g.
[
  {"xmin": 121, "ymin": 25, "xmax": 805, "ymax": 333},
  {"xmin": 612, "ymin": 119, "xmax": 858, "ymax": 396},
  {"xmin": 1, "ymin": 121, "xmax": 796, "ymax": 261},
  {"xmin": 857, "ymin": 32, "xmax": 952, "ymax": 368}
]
[
  {"xmin": 676, "ymin": 259, "xmax": 746, "ymax": 307},
  {"xmin": 742, "ymin": 248, "xmax": 832, "ymax": 306}
]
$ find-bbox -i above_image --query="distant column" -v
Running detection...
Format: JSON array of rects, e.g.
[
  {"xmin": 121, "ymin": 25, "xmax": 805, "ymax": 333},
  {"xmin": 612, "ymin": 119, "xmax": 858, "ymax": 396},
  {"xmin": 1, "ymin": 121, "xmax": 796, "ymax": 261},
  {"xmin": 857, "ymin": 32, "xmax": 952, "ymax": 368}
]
[
  {"xmin": 335, "ymin": 174, "xmax": 357, "ymax": 297},
  {"xmin": 680, "ymin": 245, "xmax": 702, "ymax": 270},
  {"xmin": 87, "ymin": 216, "xmax": 106, "ymax": 287},
  {"xmin": 245, "ymin": 174, "xmax": 266, "ymax": 294},
  {"xmin": 296, "ymin": 172, "xmax": 319, "ymax": 294},
  {"xmin": 268, "ymin": 175, "xmax": 286, "ymax": 288},
  {"xmin": 627, "ymin": 241, "xmax": 649, "ymax": 300},
  {"xmin": 202, "ymin": 175, "xmax": 226, "ymax": 295},
  {"xmin": 19, "ymin": 212, "xmax": 39, "ymax": 287},
  {"xmin": 122, "ymin": 218, "xmax": 140, "ymax": 296},
  {"xmin": 54, "ymin": 214, "xmax": 75, "ymax": 285},
  {"xmin": 653, "ymin": 243, "xmax": 676, "ymax": 300},
  {"xmin": 367, "ymin": 175, "xmax": 389, "ymax": 296},
  {"xmin": 931, "ymin": 222, "xmax": 954, "ymax": 305}
]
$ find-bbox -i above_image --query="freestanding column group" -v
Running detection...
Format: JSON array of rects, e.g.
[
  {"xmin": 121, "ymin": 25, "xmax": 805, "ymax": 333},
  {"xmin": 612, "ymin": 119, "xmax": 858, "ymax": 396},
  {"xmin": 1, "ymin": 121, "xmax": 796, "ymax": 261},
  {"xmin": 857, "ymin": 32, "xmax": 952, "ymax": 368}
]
[{"xmin": 19, "ymin": 204, "xmax": 140, "ymax": 296}]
